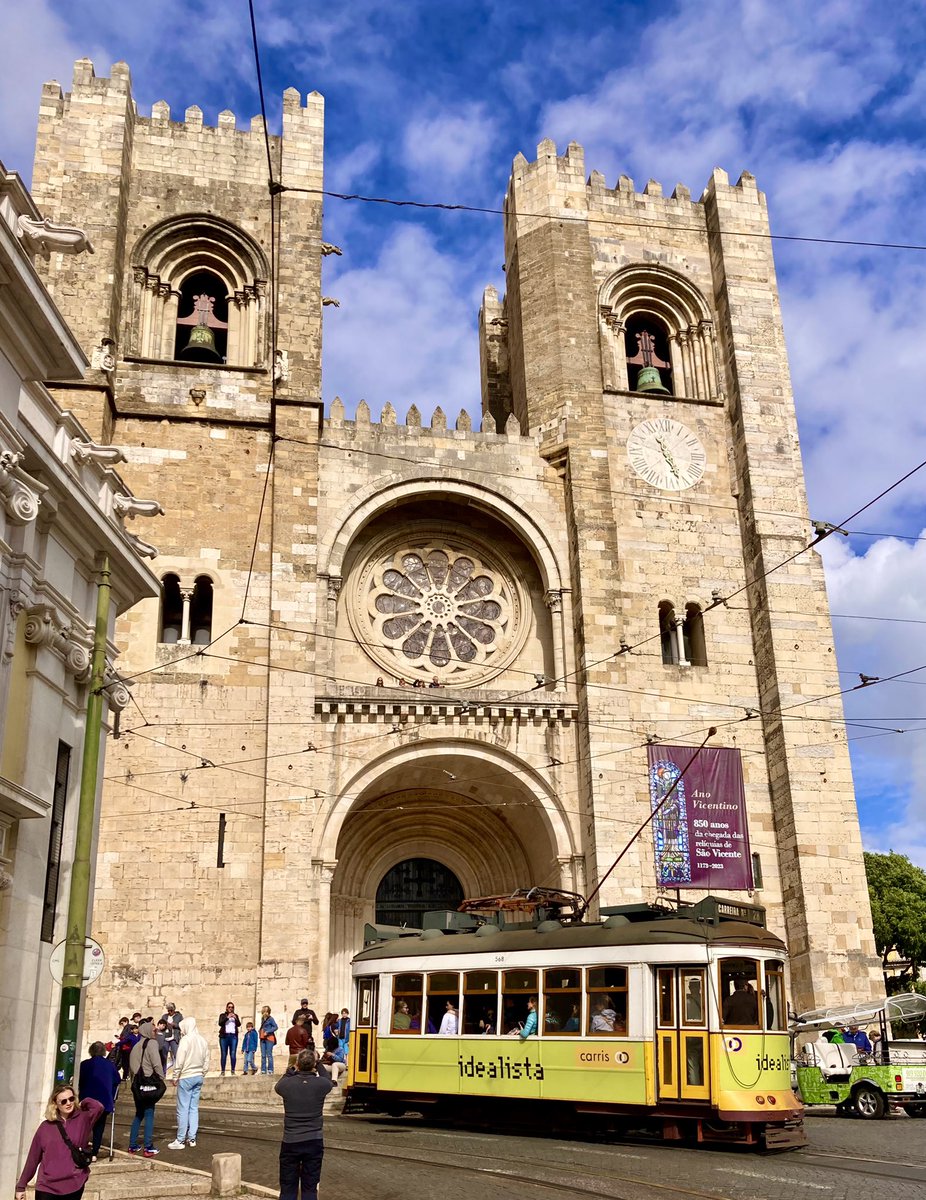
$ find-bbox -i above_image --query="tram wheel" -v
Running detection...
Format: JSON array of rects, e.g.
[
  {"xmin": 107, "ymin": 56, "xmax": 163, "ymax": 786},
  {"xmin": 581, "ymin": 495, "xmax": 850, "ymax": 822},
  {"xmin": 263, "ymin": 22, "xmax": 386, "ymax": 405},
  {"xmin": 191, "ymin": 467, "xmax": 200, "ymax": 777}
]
[{"xmin": 853, "ymin": 1084, "xmax": 886, "ymax": 1120}]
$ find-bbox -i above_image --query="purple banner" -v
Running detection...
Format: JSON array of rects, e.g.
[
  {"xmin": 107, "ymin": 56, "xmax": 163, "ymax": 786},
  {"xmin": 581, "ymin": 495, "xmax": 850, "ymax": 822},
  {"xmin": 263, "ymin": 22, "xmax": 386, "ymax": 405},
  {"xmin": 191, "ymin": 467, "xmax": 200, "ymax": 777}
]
[{"xmin": 647, "ymin": 745, "xmax": 753, "ymax": 890}]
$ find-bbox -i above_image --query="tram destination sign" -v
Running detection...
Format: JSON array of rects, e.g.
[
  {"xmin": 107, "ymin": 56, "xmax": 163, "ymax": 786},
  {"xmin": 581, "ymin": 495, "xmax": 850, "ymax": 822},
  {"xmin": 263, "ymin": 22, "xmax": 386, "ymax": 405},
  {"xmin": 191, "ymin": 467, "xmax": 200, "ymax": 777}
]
[{"xmin": 647, "ymin": 745, "xmax": 753, "ymax": 890}]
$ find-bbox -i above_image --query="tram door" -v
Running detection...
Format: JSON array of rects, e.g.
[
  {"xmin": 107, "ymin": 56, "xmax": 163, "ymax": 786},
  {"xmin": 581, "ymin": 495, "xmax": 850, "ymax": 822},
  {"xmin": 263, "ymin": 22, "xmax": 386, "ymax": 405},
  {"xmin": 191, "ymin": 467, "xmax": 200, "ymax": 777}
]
[
  {"xmin": 351, "ymin": 976, "xmax": 379, "ymax": 1086},
  {"xmin": 655, "ymin": 967, "xmax": 709, "ymax": 1102}
]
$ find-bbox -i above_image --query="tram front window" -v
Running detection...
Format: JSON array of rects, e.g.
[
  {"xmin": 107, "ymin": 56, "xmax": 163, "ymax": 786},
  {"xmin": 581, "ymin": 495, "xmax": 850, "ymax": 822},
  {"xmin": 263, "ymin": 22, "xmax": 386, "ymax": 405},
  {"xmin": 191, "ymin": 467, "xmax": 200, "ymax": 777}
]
[
  {"xmin": 463, "ymin": 970, "xmax": 498, "ymax": 1034},
  {"xmin": 543, "ymin": 968, "xmax": 581, "ymax": 1034},
  {"xmin": 764, "ymin": 965, "xmax": 785, "ymax": 1030},
  {"xmin": 392, "ymin": 972, "xmax": 424, "ymax": 1034},
  {"xmin": 719, "ymin": 958, "xmax": 760, "ymax": 1027},
  {"xmin": 587, "ymin": 966, "xmax": 627, "ymax": 1035}
]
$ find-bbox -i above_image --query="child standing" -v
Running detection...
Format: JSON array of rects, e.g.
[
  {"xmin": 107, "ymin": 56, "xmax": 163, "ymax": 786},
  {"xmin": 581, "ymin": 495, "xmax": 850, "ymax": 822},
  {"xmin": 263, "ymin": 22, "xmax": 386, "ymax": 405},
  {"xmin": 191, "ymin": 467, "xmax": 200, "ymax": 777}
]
[{"xmin": 242, "ymin": 1022, "xmax": 258, "ymax": 1075}]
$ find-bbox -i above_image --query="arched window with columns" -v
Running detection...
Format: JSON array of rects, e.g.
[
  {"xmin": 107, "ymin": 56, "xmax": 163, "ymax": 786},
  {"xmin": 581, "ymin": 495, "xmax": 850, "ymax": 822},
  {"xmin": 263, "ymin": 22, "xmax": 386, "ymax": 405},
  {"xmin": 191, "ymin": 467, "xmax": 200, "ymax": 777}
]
[
  {"xmin": 128, "ymin": 215, "xmax": 267, "ymax": 367},
  {"xmin": 599, "ymin": 263, "xmax": 721, "ymax": 401}
]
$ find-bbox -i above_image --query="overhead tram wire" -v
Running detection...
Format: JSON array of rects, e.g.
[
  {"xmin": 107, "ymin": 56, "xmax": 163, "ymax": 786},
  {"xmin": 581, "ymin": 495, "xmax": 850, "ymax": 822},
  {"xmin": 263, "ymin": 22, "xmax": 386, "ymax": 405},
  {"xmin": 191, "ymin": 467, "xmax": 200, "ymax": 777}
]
[{"xmin": 277, "ymin": 184, "xmax": 926, "ymax": 255}]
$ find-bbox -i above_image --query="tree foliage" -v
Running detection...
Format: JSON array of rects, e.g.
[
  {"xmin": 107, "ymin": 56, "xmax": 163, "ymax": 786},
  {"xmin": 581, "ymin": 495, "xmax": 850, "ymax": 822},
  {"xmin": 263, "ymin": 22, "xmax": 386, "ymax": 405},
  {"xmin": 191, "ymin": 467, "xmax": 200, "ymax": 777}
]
[{"xmin": 864, "ymin": 851, "xmax": 926, "ymax": 988}]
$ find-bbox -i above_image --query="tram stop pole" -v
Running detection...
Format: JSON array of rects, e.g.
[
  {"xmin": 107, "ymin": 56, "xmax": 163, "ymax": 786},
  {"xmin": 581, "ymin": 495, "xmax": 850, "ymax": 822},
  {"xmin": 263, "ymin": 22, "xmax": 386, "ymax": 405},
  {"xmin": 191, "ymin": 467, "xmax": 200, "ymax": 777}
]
[{"xmin": 53, "ymin": 556, "xmax": 111, "ymax": 1084}]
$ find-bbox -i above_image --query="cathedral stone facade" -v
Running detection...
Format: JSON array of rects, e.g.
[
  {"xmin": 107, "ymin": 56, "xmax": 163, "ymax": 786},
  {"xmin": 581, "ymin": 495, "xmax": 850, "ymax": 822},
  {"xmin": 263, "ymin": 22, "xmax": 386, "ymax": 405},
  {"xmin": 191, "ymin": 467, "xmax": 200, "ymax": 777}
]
[{"xmin": 31, "ymin": 60, "xmax": 881, "ymax": 1032}]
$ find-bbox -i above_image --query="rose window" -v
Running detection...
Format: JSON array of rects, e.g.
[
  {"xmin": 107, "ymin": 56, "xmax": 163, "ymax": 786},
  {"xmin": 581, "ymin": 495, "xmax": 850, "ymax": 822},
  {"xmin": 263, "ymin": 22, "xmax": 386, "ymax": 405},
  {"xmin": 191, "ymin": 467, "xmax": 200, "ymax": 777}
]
[{"xmin": 349, "ymin": 534, "xmax": 525, "ymax": 686}]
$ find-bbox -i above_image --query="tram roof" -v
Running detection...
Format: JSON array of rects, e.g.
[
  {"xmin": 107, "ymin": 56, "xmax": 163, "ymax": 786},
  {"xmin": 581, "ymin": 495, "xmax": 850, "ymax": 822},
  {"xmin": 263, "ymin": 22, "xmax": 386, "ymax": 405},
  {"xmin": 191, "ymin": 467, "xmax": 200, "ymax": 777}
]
[{"xmin": 353, "ymin": 917, "xmax": 786, "ymax": 964}]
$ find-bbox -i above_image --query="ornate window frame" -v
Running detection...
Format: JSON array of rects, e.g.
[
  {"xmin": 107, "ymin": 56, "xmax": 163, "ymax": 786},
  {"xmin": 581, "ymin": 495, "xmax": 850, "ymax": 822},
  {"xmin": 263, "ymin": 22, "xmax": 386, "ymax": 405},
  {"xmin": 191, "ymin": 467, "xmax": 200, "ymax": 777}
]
[
  {"xmin": 345, "ymin": 526, "xmax": 530, "ymax": 687},
  {"xmin": 599, "ymin": 264, "xmax": 721, "ymax": 401},
  {"xmin": 128, "ymin": 215, "xmax": 268, "ymax": 367}
]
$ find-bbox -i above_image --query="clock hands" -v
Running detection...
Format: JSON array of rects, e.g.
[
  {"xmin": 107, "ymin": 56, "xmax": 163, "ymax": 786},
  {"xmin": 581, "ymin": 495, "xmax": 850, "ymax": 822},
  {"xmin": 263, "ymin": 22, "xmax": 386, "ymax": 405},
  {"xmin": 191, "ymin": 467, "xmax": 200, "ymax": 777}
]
[{"xmin": 655, "ymin": 435, "xmax": 681, "ymax": 479}]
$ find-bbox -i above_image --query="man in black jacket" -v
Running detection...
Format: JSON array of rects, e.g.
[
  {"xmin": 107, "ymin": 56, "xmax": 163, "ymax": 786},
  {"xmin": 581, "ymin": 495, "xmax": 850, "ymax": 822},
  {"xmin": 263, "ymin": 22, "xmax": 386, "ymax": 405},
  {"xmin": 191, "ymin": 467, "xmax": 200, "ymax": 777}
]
[
  {"xmin": 292, "ymin": 999, "xmax": 319, "ymax": 1045},
  {"xmin": 274, "ymin": 1049, "xmax": 334, "ymax": 1200}
]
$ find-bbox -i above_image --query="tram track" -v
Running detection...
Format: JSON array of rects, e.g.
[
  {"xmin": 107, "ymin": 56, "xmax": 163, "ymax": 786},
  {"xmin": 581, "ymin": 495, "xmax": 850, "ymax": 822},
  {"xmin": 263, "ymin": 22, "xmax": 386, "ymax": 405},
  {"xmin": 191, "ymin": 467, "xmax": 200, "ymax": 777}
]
[{"xmin": 114, "ymin": 1110, "xmax": 926, "ymax": 1195}]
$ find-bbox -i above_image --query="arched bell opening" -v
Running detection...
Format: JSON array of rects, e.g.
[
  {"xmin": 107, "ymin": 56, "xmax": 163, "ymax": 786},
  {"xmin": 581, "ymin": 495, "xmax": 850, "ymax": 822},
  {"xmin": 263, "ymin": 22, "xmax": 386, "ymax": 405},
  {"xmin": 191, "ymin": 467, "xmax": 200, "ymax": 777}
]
[
  {"xmin": 174, "ymin": 268, "xmax": 229, "ymax": 362},
  {"xmin": 159, "ymin": 573, "xmax": 182, "ymax": 644},
  {"xmin": 624, "ymin": 312, "xmax": 673, "ymax": 393}
]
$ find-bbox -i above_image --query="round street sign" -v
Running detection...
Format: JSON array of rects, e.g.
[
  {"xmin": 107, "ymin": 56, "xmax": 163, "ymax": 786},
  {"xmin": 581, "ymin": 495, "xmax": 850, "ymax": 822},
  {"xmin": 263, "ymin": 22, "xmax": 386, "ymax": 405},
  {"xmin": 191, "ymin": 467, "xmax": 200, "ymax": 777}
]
[{"xmin": 49, "ymin": 937, "xmax": 105, "ymax": 986}]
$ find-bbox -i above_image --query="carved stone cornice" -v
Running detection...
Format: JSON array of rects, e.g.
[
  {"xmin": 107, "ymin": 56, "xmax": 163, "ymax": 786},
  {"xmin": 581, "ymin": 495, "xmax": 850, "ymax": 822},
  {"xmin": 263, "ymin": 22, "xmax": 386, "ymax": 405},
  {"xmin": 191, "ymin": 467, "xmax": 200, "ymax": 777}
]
[
  {"xmin": 17, "ymin": 214, "xmax": 94, "ymax": 258},
  {"xmin": 113, "ymin": 495, "xmax": 165, "ymax": 520},
  {"xmin": 71, "ymin": 440, "xmax": 127, "ymax": 468},
  {"xmin": 0, "ymin": 450, "xmax": 46, "ymax": 526}
]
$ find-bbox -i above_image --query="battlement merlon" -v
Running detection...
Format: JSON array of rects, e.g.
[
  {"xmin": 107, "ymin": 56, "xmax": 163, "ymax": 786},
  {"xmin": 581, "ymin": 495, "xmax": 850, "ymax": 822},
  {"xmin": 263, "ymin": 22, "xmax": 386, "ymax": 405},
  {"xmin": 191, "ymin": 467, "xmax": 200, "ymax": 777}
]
[{"xmin": 504, "ymin": 140, "xmax": 769, "ymax": 240}]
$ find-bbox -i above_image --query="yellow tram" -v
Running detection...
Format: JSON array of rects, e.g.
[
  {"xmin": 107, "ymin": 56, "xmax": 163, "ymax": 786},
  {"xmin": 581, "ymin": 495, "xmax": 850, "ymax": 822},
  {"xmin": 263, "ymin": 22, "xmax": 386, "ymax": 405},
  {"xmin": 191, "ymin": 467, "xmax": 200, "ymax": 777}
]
[{"xmin": 345, "ymin": 893, "xmax": 804, "ymax": 1149}]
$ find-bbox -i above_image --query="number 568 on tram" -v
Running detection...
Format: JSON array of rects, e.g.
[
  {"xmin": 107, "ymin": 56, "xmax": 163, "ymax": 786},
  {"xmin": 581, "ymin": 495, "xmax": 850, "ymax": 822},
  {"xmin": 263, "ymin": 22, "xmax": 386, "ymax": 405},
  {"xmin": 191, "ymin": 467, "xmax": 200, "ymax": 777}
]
[{"xmin": 345, "ymin": 895, "xmax": 804, "ymax": 1150}]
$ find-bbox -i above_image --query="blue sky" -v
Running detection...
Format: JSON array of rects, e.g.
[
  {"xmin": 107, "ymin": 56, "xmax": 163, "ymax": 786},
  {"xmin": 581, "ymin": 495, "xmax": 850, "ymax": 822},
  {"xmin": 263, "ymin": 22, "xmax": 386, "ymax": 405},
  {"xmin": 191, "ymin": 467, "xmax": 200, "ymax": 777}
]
[{"xmin": 3, "ymin": 0, "xmax": 926, "ymax": 863}]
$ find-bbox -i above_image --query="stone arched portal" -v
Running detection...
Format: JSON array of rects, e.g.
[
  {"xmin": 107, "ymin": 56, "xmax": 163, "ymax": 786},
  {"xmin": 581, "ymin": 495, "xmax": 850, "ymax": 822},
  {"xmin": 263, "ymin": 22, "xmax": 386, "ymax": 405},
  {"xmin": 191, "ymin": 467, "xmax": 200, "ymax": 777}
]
[{"xmin": 324, "ymin": 743, "xmax": 582, "ymax": 1003}]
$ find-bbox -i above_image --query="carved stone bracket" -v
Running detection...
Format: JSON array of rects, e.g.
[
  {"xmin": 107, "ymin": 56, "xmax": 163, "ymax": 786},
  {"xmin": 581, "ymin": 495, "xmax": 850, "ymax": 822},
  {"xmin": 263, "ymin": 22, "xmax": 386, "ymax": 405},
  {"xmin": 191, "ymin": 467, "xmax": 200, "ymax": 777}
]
[
  {"xmin": 89, "ymin": 338, "xmax": 117, "ymax": 372},
  {"xmin": 113, "ymin": 495, "xmax": 165, "ymax": 520},
  {"xmin": 102, "ymin": 668, "xmax": 132, "ymax": 712},
  {"xmin": 17, "ymin": 214, "xmax": 94, "ymax": 258},
  {"xmin": 327, "ymin": 576, "xmax": 342, "ymax": 603},
  {"xmin": 22, "ymin": 604, "xmax": 92, "ymax": 680},
  {"xmin": 0, "ymin": 451, "xmax": 46, "ymax": 526},
  {"xmin": 3, "ymin": 592, "xmax": 25, "ymax": 661},
  {"xmin": 274, "ymin": 349, "xmax": 289, "ymax": 383},
  {"xmin": 71, "ymin": 440, "xmax": 127, "ymax": 467},
  {"xmin": 123, "ymin": 530, "xmax": 158, "ymax": 560}
]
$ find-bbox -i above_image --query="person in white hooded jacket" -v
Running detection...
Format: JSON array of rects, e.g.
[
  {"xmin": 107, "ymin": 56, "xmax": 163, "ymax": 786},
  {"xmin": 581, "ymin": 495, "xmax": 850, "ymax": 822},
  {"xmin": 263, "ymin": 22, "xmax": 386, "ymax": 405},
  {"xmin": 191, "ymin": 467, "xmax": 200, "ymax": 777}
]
[{"xmin": 167, "ymin": 1017, "xmax": 211, "ymax": 1150}]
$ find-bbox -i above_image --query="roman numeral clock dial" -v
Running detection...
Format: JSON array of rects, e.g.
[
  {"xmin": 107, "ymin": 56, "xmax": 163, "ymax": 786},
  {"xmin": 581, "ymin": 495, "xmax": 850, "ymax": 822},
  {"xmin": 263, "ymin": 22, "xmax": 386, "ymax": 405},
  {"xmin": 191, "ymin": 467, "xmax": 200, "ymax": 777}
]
[{"xmin": 626, "ymin": 417, "xmax": 707, "ymax": 491}]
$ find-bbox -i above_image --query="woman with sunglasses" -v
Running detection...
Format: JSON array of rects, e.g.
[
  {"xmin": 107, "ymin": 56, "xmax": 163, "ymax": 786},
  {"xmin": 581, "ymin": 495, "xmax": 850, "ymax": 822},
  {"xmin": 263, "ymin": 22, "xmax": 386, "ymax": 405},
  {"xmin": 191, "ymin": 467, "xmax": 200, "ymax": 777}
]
[{"xmin": 15, "ymin": 1084, "xmax": 103, "ymax": 1200}]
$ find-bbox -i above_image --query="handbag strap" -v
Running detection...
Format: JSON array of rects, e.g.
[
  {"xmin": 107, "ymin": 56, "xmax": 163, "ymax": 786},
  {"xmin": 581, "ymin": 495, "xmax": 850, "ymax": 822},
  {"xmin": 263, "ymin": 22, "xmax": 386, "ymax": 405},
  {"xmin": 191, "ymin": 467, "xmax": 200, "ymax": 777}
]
[{"xmin": 54, "ymin": 1118, "xmax": 82, "ymax": 1153}]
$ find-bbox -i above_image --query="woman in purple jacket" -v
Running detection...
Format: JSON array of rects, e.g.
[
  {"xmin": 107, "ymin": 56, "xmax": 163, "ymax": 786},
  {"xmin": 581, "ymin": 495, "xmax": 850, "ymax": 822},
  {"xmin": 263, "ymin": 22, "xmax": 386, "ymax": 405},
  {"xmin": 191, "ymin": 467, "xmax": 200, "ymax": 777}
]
[{"xmin": 16, "ymin": 1084, "xmax": 103, "ymax": 1200}]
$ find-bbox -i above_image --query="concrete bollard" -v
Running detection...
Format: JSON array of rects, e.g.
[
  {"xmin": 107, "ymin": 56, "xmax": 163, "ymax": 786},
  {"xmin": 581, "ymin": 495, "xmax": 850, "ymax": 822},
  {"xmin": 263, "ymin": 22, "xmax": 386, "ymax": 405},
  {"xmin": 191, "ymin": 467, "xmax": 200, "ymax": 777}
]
[{"xmin": 211, "ymin": 1152, "xmax": 242, "ymax": 1197}]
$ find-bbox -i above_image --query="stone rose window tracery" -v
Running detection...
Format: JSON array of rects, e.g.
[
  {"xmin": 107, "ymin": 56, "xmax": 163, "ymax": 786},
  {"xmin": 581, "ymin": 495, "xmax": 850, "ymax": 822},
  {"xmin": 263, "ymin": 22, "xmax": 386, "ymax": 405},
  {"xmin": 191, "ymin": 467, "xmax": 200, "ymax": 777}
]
[{"xmin": 348, "ymin": 533, "xmax": 526, "ymax": 687}]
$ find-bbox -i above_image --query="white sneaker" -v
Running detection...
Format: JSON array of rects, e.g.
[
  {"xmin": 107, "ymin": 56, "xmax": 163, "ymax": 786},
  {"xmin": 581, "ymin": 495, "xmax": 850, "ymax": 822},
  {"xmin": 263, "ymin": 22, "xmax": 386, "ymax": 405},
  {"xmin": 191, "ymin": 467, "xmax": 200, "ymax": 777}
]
[
  {"xmin": 188, "ymin": 1139, "xmax": 196, "ymax": 1148},
  {"xmin": 167, "ymin": 1140, "xmax": 185, "ymax": 1150}
]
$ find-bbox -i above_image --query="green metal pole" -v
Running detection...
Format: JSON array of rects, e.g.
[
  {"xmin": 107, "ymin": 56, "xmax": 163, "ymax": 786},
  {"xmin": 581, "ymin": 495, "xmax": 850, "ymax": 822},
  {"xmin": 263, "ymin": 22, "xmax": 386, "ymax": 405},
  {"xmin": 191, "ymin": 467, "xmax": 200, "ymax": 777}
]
[{"xmin": 53, "ymin": 556, "xmax": 111, "ymax": 1084}]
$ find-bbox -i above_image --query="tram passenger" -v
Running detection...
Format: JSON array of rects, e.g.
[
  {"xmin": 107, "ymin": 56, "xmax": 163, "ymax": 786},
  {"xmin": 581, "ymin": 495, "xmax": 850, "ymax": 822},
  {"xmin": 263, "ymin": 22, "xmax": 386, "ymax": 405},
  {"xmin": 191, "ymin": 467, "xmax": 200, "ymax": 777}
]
[
  {"xmin": 562, "ymin": 1004, "xmax": 580, "ymax": 1032},
  {"xmin": 590, "ymin": 996, "xmax": 616, "ymax": 1033},
  {"xmin": 518, "ymin": 996, "xmax": 538, "ymax": 1041},
  {"xmin": 478, "ymin": 1009, "xmax": 496, "ymax": 1035},
  {"xmin": 439, "ymin": 1002, "xmax": 458, "ymax": 1035},
  {"xmin": 392, "ymin": 1001, "xmax": 411, "ymax": 1031},
  {"xmin": 722, "ymin": 979, "xmax": 758, "ymax": 1025}
]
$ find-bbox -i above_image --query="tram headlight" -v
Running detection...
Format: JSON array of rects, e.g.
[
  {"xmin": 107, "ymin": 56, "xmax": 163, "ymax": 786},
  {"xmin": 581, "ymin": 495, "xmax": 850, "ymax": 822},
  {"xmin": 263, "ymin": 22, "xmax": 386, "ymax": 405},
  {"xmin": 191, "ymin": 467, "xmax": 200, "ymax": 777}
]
[
  {"xmin": 767, "ymin": 1095, "xmax": 776, "ymax": 1105},
  {"xmin": 755, "ymin": 1095, "xmax": 766, "ymax": 1104}
]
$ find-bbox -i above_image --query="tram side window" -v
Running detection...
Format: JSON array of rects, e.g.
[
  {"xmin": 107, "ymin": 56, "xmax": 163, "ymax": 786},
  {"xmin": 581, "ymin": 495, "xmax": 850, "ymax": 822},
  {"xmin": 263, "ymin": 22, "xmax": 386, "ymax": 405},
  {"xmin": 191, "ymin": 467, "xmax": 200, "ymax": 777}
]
[
  {"xmin": 392, "ymin": 972, "xmax": 424, "ymax": 1034},
  {"xmin": 463, "ymin": 970, "xmax": 498, "ymax": 1034},
  {"xmin": 719, "ymin": 958, "xmax": 760, "ymax": 1027},
  {"xmin": 543, "ymin": 968, "xmax": 581, "ymax": 1034},
  {"xmin": 587, "ymin": 966, "xmax": 628, "ymax": 1035},
  {"xmin": 502, "ymin": 969, "xmax": 538, "ymax": 1035},
  {"xmin": 427, "ymin": 971, "xmax": 460, "ymax": 1034},
  {"xmin": 764, "ymin": 965, "xmax": 785, "ymax": 1031}
]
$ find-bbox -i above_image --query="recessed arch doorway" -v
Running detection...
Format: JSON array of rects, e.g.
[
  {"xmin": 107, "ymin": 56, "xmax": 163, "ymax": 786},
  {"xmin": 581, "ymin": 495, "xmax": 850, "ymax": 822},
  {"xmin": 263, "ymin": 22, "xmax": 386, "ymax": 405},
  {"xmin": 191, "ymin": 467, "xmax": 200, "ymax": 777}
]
[{"xmin": 323, "ymin": 743, "xmax": 583, "ymax": 1004}]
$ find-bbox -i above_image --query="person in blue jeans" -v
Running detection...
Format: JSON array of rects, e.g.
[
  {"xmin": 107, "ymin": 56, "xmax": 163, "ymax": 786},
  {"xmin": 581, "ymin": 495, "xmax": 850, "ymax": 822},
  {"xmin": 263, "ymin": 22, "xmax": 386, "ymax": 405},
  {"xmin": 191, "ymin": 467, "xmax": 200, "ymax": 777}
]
[
  {"xmin": 259, "ymin": 1005, "xmax": 279, "ymax": 1075},
  {"xmin": 78, "ymin": 1041, "xmax": 121, "ymax": 1159},
  {"xmin": 242, "ymin": 1022, "xmax": 258, "ymax": 1075},
  {"xmin": 217, "ymin": 1002, "xmax": 241, "ymax": 1075},
  {"xmin": 128, "ymin": 1020, "xmax": 165, "ymax": 1156},
  {"xmin": 168, "ymin": 1016, "xmax": 211, "ymax": 1150}
]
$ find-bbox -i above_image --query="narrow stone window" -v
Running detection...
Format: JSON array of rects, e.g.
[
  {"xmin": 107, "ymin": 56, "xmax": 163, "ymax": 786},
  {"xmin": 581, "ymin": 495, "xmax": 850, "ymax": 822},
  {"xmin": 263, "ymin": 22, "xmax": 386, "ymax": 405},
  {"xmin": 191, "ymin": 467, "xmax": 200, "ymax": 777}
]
[
  {"xmin": 159, "ymin": 573, "xmax": 183, "ymax": 644},
  {"xmin": 624, "ymin": 313, "xmax": 673, "ymax": 394},
  {"xmin": 683, "ymin": 602, "xmax": 707, "ymax": 667},
  {"xmin": 190, "ymin": 575, "xmax": 214, "ymax": 645},
  {"xmin": 659, "ymin": 601, "xmax": 678, "ymax": 665}
]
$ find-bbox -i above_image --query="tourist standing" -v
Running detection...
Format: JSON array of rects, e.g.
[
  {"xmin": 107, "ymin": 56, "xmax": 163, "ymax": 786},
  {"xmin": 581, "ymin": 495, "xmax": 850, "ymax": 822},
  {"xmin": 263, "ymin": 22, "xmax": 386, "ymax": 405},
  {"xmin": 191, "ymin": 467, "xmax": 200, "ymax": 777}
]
[
  {"xmin": 167, "ymin": 1016, "xmax": 210, "ymax": 1150},
  {"xmin": 242, "ymin": 1021, "xmax": 258, "ymax": 1075},
  {"xmin": 159, "ymin": 1002, "xmax": 184, "ymax": 1069},
  {"xmin": 275, "ymin": 1049, "xmax": 334, "ymax": 1200},
  {"xmin": 77, "ymin": 1041, "xmax": 121, "ymax": 1161},
  {"xmin": 16, "ymin": 1085, "xmax": 103, "ymax": 1200},
  {"xmin": 128, "ymin": 1018, "xmax": 166, "ymax": 1156},
  {"xmin": 218, "ymin": 1002, "xmax": 241, "ymax": 1075},
  {"xmin": 259, "ymin": 1005, "xmax": 279, "ymax": 1075}
]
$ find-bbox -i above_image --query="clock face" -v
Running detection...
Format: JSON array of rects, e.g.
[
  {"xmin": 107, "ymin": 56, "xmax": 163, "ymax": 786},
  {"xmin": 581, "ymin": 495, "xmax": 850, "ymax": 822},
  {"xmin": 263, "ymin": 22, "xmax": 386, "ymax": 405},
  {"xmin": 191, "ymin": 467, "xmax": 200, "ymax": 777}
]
[{"xmin": 627, "ymin": 417, "xmax": 706, "ymax": 492}]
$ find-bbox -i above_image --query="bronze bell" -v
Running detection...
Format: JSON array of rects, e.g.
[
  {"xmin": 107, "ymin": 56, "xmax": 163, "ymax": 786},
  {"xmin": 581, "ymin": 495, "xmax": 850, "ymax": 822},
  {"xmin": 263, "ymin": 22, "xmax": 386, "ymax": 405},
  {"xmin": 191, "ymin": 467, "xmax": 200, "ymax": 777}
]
[
  {"xmin": 635, "ymin": 365, "xmax": 670, "ymax": 394},
  {"xmin": 178, "ymin": 323, "xmax": 222, "ymax": 363}
]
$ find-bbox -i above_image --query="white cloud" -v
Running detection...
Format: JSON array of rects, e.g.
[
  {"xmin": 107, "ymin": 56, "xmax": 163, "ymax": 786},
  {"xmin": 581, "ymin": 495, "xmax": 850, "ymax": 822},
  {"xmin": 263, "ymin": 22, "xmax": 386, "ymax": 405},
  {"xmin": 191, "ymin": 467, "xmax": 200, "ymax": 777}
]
[
  {"xmin": 322, "ymin": 223, "xmax": 485, "ymax": 423},
  {"xmin": 401, "ymin": 103, "xmax": 497, "ymax": 190}
]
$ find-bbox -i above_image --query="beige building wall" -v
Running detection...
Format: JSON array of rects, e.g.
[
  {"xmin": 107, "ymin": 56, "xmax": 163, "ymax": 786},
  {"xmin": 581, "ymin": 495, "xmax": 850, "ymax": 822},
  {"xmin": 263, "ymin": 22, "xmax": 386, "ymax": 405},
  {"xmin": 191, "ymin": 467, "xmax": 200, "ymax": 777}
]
[{"xmin": 28, "ymin": 61, "xmax": 881, "ymax": 1058}]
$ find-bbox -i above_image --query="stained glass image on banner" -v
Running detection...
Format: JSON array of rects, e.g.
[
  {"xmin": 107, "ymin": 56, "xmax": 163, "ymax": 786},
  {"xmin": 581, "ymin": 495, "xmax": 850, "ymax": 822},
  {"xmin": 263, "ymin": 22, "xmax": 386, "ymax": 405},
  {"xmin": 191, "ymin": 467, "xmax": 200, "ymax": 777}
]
[
  {"xmin": 647, "ymin": 745, "xmax": 753, "ymax": 890},
  {"xmin": 650, "ymin": 759, "xmax": 692, "ymax": 885}
]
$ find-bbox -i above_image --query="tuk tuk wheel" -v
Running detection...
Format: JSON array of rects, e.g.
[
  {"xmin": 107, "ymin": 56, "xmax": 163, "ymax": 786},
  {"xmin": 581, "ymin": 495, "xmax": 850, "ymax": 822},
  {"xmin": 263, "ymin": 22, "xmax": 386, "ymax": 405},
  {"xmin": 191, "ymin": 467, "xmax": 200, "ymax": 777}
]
[{"xmin": 853, "ymin": 1084, "xmax": 886, "ymax": 1120}]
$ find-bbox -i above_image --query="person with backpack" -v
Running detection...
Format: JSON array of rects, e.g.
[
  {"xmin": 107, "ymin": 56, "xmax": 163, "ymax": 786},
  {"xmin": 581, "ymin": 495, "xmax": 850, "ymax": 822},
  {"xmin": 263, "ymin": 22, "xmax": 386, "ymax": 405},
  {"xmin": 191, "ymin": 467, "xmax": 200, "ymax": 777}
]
[
  {"xmin": 128, "ymin": 1019, "xmax": 165, "ymax": 1156},
  {"xmin": 78, "ymin": 1041, "xmax": 121, "ymax": 1161},
  {"xmin": 16, "ymin": 1083, "xmax": 103, "ymax": 1200}
]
